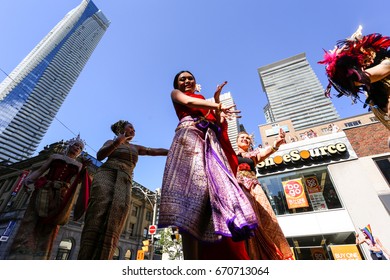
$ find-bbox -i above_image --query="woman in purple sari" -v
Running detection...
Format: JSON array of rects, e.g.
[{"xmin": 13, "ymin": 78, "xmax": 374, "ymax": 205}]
[{"xmin": 158, "ymin": 71, "xmax": 257, "ymax": 259}]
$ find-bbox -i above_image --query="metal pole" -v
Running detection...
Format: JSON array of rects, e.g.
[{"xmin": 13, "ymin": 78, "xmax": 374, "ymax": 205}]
[{"xmin": 149, "ymin": 188, "xmax": 160, "ymax": 260}]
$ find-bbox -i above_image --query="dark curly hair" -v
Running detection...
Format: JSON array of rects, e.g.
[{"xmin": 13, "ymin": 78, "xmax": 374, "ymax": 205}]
[{"xmin": 111, "ymin": 120, "xmax": 131, "ymax": 135}]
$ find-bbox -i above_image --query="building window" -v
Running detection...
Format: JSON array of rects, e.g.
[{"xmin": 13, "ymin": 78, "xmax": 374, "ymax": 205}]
[
  {"xmin": 143, "ymin": 228, "xmax": 148, "ymax": 238},
  {"xmin": 145, "ymin": 211, "xmax": 153, "ymax": 222},
  {"xmin": 258, "ymin": 166, "xmax": 342, "ymax": 216},
  {"xmin": 373, "ymin": 156, "xmax": 390, "ymax": 185},
  {"xmin": 129, "ymin": 223, "xmax": 135, "ymax": 237},
  {"xmin": 131, "ymin": 206, "xmax": 139, "ymax": 217},
  {"xmin": 344, "ymin": 120, "xmax": 362, "ymax": 127},
  {"xmin": 369, "ymin": 117, "xmax": 378, "ymax": 122}
]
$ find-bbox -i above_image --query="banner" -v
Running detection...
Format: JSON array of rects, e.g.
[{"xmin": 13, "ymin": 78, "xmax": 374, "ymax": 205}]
[
  {"xmin": 304, "ymin": 176, "xmax": 327, "ymax": 211},
  {"xmin": 310, "ymin": 247, "xmax": 327, "ymax": 260},
  {"xmin": 329, "ymin": 245, "xmax": 362, "ymax": 260},
  {"xmin": 11, "ymin": 170, "xmax": 30, "ymax": 196},
  {"xmin": 304, "ymin": 176, "xmax": 321, "ymax": 194},
  {"xmin": 282, "ymin": 178, "xmax": 309, "ymax": 209}
]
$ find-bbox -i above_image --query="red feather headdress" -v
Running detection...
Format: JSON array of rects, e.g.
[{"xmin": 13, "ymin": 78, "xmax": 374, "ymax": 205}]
[{"xmin": 318, "ymin": 26, "xmax": 390, "ymax": 102}]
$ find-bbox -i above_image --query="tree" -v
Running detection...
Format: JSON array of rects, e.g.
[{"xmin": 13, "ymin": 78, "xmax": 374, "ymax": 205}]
[{"xmin": 158, "ymin": 227, "xmax": 183, "ymax": 260}]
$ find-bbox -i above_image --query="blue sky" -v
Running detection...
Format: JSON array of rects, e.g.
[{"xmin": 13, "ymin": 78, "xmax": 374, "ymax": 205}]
[{"xmin": 1, "ymin": 0, "xmax": 389, "ymax": 190}]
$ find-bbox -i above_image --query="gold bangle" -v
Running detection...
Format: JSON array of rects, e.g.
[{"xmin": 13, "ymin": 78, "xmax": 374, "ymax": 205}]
[{"xmin": 271, "ymin": 145, "xmax": 278, "ymax": 152}]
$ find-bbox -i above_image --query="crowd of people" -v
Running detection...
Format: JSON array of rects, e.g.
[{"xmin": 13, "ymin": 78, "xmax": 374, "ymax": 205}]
[{"xmin": 7, "ymin": 25, "xmax": 390, "ymax": 259}]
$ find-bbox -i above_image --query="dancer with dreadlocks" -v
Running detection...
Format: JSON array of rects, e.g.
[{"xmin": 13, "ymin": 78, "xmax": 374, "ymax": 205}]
[
  {"xmin": 319, "ymin": 25, "xmax": 390, "ymax": 130},
  {"xmin": 8, "ymin": 135, "xmax": 90, "ymax": 259}
]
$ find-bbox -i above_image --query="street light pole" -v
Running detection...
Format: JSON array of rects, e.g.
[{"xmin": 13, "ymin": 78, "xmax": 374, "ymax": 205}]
[{"xmin": 149, "ymin": 188, "xmax": 160, "ymax": 260}]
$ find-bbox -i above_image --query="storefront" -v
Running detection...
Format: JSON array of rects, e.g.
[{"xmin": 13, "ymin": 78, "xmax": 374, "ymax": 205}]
[{"xmin": 256, "ymin": 132, "xmax": 390, "ymax": 260}]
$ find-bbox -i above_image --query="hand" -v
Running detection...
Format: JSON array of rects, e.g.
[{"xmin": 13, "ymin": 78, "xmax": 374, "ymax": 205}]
[
  {"xmin": 24, "ymin": 180, "xmax": 34, "ymax": 193},
  {"xmin": 274, "ymin": 128, "xmax": 286, "ymax": 148},
  {"xmin": 214, "ymin": 81, "xmax": 227, "ymax": 103},
  {"xmin": 220, "ymin": 104, "xmax": 241, "ymax": 120},
  {"xmin": 116, "ymin": 132, "xmax": 133, "ymax": 145}
]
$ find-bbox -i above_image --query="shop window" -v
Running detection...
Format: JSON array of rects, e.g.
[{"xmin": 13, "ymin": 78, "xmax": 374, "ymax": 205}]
[
  {"xmin": 55, "ymin": 238, "xmax": 73, "ymax": 260},
  {"xmin": 288, "ymin": 232, "xmax": 360, "ymax": 260},
  {"xmin": 258, "ymin": 166, "xmax": 342, "ymax": 216}
]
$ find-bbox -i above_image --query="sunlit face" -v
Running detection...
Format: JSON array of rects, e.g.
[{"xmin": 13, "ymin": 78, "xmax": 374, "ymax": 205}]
[
  {"xmin": 361, "ymin": 48, "xmax": 376, "ymax": 67},
  {"xmin": 68, "ymin": 142, "xmax": 83, "ymax": 158},
  {"xmin": 177, "ymin": 72, "xmax": 196, "ymax": 93},
  {"xmin": 124, "ymin": 123, "xmax": 135, "ymax": 140},
  {"xmin": 237, "ymin": 133, "xmax": 252, "ymax": 151}
]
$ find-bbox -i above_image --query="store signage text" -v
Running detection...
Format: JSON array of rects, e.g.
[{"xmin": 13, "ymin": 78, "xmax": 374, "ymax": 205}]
[{"xmin": 258, "ymin": 143, "xmax": 347, "ymax": 169}]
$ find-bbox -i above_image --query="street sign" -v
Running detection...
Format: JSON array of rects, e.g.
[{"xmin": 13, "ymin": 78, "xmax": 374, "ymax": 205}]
[{"xmin": 148, "ymin": 225, "xmax": 157, "ymax": 235}]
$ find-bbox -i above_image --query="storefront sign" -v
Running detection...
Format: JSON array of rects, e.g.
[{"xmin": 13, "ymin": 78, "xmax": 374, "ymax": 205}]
[
  {"xmin": 282, "ymin": 178, "xmax": 309, "ymax": 209},
  {"xmin": 258, "ymin": 143, "xmax": 348, "ymax": 170},
  {"xmin": 329, "ymin": 245, "xmax": 362, "ymax": 260}
]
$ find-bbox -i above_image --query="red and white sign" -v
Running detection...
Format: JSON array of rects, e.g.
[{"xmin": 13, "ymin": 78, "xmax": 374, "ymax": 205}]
[{"xmin": 148, "ymin": 225, "xmax": 157, "ymax": 235}]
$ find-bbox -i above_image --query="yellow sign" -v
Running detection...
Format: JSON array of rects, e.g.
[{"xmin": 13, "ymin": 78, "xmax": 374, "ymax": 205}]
[
  {"xmin": 136, "ymin": 250, "xmax": 144, "ymax": 260},
  {"xmin": 330, "ymin": 245, "xmax": 362, "ymax": 260},
  {"xmin": 282, "ymin": 178, "xmax": 309, "ymax": 209}
]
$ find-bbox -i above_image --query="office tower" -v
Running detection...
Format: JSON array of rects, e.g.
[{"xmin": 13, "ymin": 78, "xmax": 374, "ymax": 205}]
[
  {"xmin": 207, "ymin": 92, "xmax": 240, "ymax": 151},
  {"xmin": 258, "ymin": 53, "xmax": 340, "ymax": 130},
  {"xmin": 0, "ymin": 0, "xmax": 110, "ymax": 163}
]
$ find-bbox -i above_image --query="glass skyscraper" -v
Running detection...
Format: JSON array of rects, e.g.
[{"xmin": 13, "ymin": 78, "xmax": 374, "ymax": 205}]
[
  {"xmin": 0, "ymin": 0, "xmax": 110, "ymax": 163},
  {"xmin": 258, "ymin": 53, "xmax": 340, "ymax": 130}
]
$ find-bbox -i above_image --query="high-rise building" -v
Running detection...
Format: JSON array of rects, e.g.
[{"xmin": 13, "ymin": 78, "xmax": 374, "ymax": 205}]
[
  {"xmin": 257, "ymin": 53, "xmax": 340, "ymax": 131},
  {"xmin": 207, "ymin": 91, "xmax": 241, "ymax": 151},
  {"xmin": 0, "ymin": 0, "xmax": 110, "ymax": 163}
]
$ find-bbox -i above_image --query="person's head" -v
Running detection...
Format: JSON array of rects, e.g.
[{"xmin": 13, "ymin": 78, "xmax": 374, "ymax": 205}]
[
  {"xmin": 173, "ymin": 70, "xmax": 196, "ymax": 93},
  {"xmin": 111, "ymin": 120, "xmax": 135, "ymax": 140},
  {"xmin": 237, "ymin": 131, "xmax": 252, "ymax": 151},
  {"xmin": 65, "ymin": 134, "xmax": 85, "ymax": 158}
]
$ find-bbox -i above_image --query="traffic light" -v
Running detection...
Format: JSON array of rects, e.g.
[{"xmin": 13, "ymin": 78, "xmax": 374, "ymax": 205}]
[
  {"xmin": 142, "ymin": 239, "xmax": 150, "ymax": 252},
  {"xmin": 170, "ymin": 227, "xmax": 180, "ymax": 241}
]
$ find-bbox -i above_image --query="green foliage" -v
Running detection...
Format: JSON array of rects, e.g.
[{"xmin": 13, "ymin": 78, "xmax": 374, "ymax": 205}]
[{"xmin": 158, "ymin": 227, "xmax": 183, "ymax": 260}]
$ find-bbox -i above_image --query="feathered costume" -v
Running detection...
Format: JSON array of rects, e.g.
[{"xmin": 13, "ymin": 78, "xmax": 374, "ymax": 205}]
[{"xmin": 318, "ymin": 26, "xmax": 390, "ymax": 130}]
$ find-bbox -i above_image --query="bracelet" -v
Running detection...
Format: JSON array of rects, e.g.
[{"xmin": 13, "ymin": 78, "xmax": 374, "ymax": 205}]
[{"xmin": 271, "ymin": 145, "xmax": 279, "ymax": 152}]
